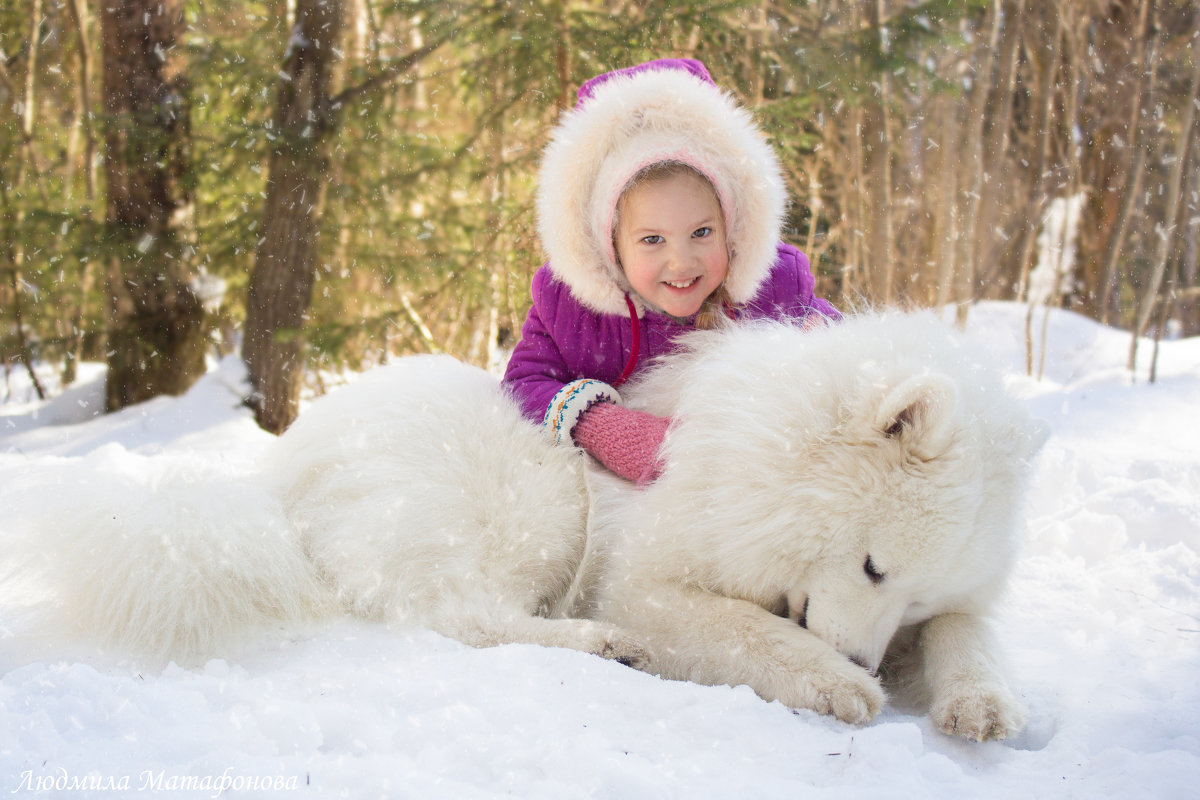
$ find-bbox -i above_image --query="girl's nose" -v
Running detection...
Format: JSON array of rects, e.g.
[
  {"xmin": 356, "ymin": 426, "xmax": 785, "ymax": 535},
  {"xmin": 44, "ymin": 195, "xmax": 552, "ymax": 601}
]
[{"xmin": 664, "ymin": 242, "xmax": 690, "ymax": 271}]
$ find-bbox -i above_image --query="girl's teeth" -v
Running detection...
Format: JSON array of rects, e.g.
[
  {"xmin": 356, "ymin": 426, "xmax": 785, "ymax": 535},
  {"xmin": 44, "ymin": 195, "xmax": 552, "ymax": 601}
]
[{"xmin": 665, "ymin": 278, "xmax": 697, "ymax": 289}]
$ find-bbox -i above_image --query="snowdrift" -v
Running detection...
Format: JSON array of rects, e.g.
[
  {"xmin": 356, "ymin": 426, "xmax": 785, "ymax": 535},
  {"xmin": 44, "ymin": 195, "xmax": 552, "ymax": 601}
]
[{"xmin": 1, "ymin": 302, "xmax": 1197, "ymax": 799}]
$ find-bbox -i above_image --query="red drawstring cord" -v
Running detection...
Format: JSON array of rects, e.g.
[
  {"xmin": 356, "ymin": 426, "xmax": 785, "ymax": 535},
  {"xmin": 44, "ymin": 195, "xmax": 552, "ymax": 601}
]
[{"xmin": 614, "ymin": 293, "xmax": 640, "ymax": 388}]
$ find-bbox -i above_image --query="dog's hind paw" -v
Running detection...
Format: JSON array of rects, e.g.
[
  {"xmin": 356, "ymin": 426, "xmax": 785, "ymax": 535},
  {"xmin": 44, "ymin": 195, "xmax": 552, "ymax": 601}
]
[
  {"xmin": 595, "ymin": 634, "xmax": 649, "ymax": 669},
  {"xmin": 930, "ymin": 679, "xmax": 1027, "ymax": 742}
]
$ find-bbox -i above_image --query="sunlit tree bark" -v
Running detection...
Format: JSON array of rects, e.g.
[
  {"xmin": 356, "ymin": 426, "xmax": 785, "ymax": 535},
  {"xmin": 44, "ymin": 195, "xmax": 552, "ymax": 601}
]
[
  {"xmin": 243, "ymin": 0, "xmax": 346, "ymax": 434},
  {"xmin": 99, "ymin": 0, "xmax": 205, "ymax": 411},
  {"xmin": 1098, "ymin": 0, "xmax": 1157, "ymax": 326},
  {"xmin": 63, "ymin": 0, "xmax": 99, "ymax": 385},
  {"xmin": 1017, "ymin": 2, "xmax": 1064, "ymax": 375},
  {"xmin": 953, "ymin": 0, "xmax": 1001, "ymax": 329},
  {"xmin": 971, "ymin": 0, "xmax": 1024, "ymax": 299},
  {"xmin": 1129, "ymin": 18, "xmax": 1200, "ymax": 372},
  {"xmin": 243, "ymin": 0, "xmax": 454, "ymax": 433},
  {"xmin": 864, "ymin": 0, "xmax": 895, "ymax": 304}
]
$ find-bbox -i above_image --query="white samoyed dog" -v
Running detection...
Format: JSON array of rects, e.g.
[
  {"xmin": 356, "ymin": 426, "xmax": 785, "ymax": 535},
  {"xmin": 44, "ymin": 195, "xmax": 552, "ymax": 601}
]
[{"xmin": 0, "ymin": 312, "xmax": 1045, "ymax": 741}]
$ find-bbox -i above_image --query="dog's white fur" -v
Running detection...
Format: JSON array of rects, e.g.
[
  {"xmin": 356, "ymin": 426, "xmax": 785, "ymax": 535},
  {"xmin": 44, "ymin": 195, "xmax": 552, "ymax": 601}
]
[
  {"xmin": 0, "ymin": 313, "xmax": 1044, "ymax": 741},
  {"xmin": 262, "ymin": 358, "xmax": 643, "ymax": 662},
  {"xmin": 584, "ymin": 313, "xmax": 1045, "ymax": 739},
  {"xmin": 0, "ymin": 447, "xmax": 331, "ymax": 659}
]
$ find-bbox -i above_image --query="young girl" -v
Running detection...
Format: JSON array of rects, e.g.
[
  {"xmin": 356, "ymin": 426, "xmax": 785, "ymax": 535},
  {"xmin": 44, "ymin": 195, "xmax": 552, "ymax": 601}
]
[{"xmin": 502, "ymin": 58, "xmax": 839, "ymax": 483}]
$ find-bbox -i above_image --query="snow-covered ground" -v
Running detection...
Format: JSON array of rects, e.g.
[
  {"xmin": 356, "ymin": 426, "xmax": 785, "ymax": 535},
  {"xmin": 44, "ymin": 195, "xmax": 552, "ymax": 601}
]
[{"xmin": 1, "ymin": 302, "xmax": 1197, "ymax": 799}]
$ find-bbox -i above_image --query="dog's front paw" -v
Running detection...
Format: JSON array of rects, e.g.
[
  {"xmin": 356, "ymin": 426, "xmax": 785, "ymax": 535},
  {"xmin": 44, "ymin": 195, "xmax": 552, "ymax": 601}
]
[
  {"xmin": 930, "ymin": 678, "xmax": 1026, "ymax": 741},
  {"xmin": 790, "ymin": 657, "xmax": 885, "ymax": 725}
]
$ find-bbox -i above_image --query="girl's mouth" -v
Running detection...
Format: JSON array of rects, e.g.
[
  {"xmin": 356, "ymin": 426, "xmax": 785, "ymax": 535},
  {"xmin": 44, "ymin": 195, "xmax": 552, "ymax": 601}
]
[{"xmin": 663, "ymin": 277, "xmax": 700, "ymax": 289}]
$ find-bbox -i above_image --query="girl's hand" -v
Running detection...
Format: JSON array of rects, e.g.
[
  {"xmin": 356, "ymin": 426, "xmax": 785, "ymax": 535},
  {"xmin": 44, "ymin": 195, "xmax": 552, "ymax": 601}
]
[{"xmin": 571, "ymin": 402, "xmax": 670, "ymax": 486}]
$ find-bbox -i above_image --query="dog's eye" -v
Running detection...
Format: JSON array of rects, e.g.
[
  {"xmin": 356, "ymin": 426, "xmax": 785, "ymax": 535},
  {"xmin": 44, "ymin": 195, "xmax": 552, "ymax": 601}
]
[{"xmin": 863, "ymin": 555, "xmax": 886, "ymax": 585}]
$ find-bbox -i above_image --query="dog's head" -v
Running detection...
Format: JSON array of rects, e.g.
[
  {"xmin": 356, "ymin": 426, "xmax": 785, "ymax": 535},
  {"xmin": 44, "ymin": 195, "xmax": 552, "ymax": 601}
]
[{"xmin": 630, "ymin": 313, "xmax": 1047, "ymax": 671}]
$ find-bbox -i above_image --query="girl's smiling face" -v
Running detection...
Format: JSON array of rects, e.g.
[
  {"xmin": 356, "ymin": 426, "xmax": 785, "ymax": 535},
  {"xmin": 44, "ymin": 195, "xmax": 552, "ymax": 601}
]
[{"xmin": 614, "ymin": 169, "xmax": 729, "ymax": 318}]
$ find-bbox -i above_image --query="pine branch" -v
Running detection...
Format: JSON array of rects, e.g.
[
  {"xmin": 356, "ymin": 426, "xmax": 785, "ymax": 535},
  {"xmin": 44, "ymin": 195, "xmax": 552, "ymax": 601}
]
[{"xmin": 331, "ymin": 28, "xmax": 460, "ymax": 109}]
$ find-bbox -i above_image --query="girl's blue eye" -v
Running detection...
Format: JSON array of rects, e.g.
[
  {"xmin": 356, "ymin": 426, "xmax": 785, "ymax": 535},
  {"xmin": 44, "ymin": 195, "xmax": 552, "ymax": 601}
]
[
  {"xmin": 642, "ymin": 235, "xmax": 664, "ymax": 245},
  {"xmin": 693, "ymin": 227, "xmax": 712, "ymax": 238}
]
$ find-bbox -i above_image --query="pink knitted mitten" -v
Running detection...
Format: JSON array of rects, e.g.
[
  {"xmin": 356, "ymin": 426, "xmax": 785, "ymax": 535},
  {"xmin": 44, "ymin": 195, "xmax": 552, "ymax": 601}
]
[{"xmin": 571, "ymin": 401, "xmax": 670, "ymax": 486}]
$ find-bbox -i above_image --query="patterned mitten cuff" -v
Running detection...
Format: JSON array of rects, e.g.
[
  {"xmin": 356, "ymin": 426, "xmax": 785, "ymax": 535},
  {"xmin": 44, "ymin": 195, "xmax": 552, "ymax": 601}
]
[
  {"xmin": 542, "ymin": 379, "xmax": 622, "ymax": 446},
  {"xmin": 571, "ymin": 401, "xmax": 670, "ymax": 486}
]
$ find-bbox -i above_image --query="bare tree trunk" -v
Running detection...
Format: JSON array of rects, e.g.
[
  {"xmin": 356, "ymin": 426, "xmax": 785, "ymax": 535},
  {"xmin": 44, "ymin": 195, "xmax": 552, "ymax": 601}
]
[
  {"xmin": 243, "ymin": 0, "xmax": 345, "ymax": 434},
  {"xmin": 19, "ymin": 0, "xmax": 42, "ymax": 148},
  {"xmin": 1180, "ymin": 156, "xmax": 1200, "ymax": 336},
  {"xmin": 932, "ymin": 63, "xmax": 961, "ymax": 309},
  {"xmin": 1025, "ymin": 2, "xmax": 1086, "ymax": 379},
  {"xmin": 3, "ymin": 0, "xmax": 48, "ymax": 399},
  {"xmin": 1129, "ymin": 18, "xmax": 1200, "ymax": 372},
  {"xmin": 1035, "ymin": 1, "xmax": 1086, "ymax": 379},
  {"xmin": 1099, "ymin": 0, "xmax": 1157, "ymax": 326},
  {"xmin": 804, "ymin": 166, "xmax": 823, "ymax": 262},
  {"xmin": 953, "ymin": 0, "xmax": 1002, "ymax": 328},
  {"xmin": 64, "ymin": 0, "xmax": 98, "ymax": 386},
  {"xmin": 972, "ymin": 0, "xmax": 1025, "ymax": 297},
  {"xmin": 1148, "ymin": 249, "xmax": 1184, "ymax": 384},
  {"xmin": 99, "ymin": 0, "xmax": 206, "ymax": 411},
  {"xmin": 839, "ymin": 0, "xmax": 866, "ymax": 301},
  {"xmin": 1019, "ymin": 3, "xmax": 1063, "ymax": 375},
  {"xmin": 865, "ymin": 0, "xmax": 895, "ymax": 304},
  {"xmin": 242, "ymin": 4, "xmax": 454, "ymax": 433},
  {"xmin": 481, "ymin": 65, "xmax": 508, "ymax": 372}
]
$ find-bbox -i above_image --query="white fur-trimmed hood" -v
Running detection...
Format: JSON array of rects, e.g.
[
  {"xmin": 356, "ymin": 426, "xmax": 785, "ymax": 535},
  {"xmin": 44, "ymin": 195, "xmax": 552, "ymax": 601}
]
[{"xmin": 536, "ymin": 61, "xmax": 788, "ymax": 316}]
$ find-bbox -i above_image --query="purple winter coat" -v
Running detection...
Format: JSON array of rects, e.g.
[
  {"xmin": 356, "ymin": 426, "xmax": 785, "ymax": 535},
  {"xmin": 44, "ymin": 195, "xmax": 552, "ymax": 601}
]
[{"xmin": 502, "ymin": 241, "xmax": 840, "ymax": 423}]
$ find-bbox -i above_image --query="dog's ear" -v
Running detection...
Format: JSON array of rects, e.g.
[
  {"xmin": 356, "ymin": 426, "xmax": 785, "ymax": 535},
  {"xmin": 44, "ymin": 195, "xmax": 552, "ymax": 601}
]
[{"xmin": 874, "ymin": 373, "xmax": 958, "ymax": 460}]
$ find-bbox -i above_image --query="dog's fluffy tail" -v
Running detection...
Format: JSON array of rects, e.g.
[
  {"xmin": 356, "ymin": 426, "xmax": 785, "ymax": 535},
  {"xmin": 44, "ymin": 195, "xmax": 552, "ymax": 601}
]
[{"xmin": 0, "ymin": 444, "xmax": 331, "ymax": 664}]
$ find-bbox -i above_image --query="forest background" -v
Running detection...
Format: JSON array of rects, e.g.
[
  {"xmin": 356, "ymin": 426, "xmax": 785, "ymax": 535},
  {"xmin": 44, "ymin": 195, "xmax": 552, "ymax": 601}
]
[{"xmin": 2, "ymin": 0, "xmax": 1198, "ymax": 434}]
